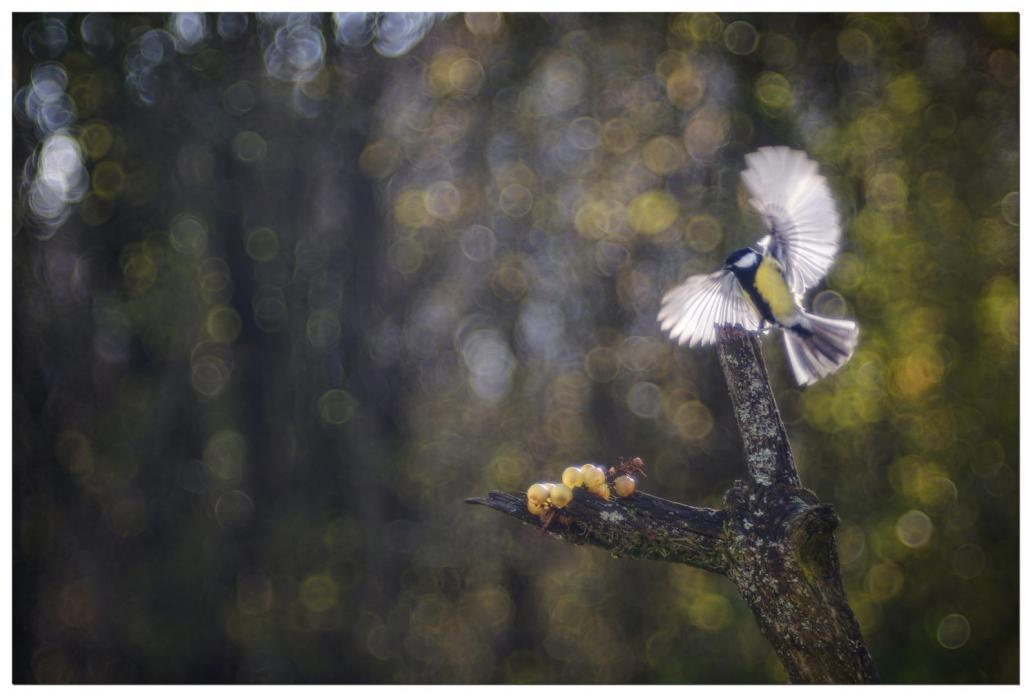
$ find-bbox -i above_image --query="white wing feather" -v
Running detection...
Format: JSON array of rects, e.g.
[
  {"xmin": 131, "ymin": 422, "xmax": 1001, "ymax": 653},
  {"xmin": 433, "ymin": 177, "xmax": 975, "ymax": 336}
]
[
  {"xmin": 658, "ymin": 270, "xmax": 762, "ymax": 347},
  {"xmin": 740, "ymin": 146, "xmax": 840, "ymax": 295}
]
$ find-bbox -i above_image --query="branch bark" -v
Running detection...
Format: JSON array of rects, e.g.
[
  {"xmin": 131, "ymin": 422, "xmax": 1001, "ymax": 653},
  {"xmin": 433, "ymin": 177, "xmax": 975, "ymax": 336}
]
[
  {"xmin": 467, "ymin": 325, "xmax": 878, "ymax": 684},
  {"xmin": 466, "ymin": 489, "xmax": 727, "ymax": 573},
  {"xmin": 714, "ymin": 327, "xmax": 878, "ymax": 683},
  {"xmin": 715, "ymin": 326, "xmax": 799, "ymax": 487}
]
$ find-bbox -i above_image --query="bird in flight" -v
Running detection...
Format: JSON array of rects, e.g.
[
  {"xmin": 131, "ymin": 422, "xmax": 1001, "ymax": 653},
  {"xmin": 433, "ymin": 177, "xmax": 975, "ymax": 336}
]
[{"xmin": 658, "ymin": 147, "xmax": 858, "ymax": 386}]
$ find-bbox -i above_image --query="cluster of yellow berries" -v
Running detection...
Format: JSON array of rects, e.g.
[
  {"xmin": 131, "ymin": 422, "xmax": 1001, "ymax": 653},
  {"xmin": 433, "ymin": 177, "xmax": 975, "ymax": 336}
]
[{"xmin": 525, "ymin": 463, "xmax": 637, "ymax": 517}]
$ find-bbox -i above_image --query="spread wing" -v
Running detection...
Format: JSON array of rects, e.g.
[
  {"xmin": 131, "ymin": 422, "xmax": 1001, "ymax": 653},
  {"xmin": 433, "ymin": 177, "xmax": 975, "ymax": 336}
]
[
  {"xmin": 658, "ymin": 270, "xmax": 762, "ymax": 347},
  {"xmin": 740, "ymin": 146, "xmax": 841, "ymax": 296}
]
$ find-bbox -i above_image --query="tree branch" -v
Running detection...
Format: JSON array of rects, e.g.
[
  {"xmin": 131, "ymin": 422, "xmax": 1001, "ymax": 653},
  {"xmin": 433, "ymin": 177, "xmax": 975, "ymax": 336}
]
[
  {"xmin": 715, "ymin": 325, "xmax": 799, "ymax": 487},
  {"xmin": 465, "ymin": 489, "xmax": 728, "ymax": 574},
  {"xmin": 721, "ymin": 480, "xmax": 878, "ymax": 683},
  {"xmin": 467, "ymin": 325, "xmax": 878, "ymax": 683}
]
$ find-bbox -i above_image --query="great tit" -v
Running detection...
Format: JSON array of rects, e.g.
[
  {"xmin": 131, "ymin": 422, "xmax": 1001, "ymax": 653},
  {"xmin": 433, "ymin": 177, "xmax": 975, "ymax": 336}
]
[{"xmin": 658, "ymin": 146, "xmax": 858, "ymax": 386}]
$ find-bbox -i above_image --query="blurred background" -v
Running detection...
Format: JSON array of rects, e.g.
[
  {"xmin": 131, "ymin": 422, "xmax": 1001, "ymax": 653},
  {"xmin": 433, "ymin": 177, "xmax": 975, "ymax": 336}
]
[{"xmin": 12, "ymin": 12, "xmax": 1018, "ymax": 683}]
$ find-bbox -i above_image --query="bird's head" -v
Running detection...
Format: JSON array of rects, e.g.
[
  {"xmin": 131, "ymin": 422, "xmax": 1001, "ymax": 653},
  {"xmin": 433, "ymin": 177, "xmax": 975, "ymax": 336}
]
[{"xmin": 723, "ymin": 247, "xmax": 761, "ymax": 272}]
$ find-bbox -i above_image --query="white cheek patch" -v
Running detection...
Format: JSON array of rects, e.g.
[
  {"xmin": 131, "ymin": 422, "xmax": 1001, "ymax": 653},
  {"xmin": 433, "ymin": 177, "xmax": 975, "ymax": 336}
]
[{"xmin": 735, "ymin": 254, "xmax": 759, "ymax": 269}]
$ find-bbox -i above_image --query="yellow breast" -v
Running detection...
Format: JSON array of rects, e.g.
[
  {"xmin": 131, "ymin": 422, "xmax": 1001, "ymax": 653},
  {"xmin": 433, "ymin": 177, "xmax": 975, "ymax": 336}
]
[{"xmin": 754, "ymin": 256, "xmax": 799, "ymax": 322}]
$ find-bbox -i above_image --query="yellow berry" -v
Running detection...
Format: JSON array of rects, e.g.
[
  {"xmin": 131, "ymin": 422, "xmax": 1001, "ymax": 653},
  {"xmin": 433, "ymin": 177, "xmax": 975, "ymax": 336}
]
[
  {"xmin": 527, "ymin": 498, "xmax": 548, "ymax": 516},
  {"xmin": 550, "ymin": 484, "xmax": 573, "ymax": 508},
  {"xmin": 614, "ymin": 475, "xmax": 637, "ymax": 497},
  {"xmin": 527, "ymin": 483, "xmax": 550, "ymax": 504},
  {"xmin": 562, "ymin": 466, "xmax": 584, "ymax": 488},
  {"xmin": 581, "ymin": 465, "xmax": 606, "ymax": 489}
]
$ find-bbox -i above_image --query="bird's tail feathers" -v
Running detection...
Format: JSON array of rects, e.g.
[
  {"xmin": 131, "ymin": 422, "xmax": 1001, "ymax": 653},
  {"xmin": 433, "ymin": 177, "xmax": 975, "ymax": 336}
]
[{"xmin": 782, "ymin": 313, "xmax": 858, "ymax": 386}]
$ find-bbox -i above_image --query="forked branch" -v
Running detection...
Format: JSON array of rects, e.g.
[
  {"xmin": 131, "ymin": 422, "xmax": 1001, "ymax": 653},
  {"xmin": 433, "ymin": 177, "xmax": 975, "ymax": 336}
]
[{"xmin": 467, "ymin": 324, "xmax": 878, "ymax": 684}]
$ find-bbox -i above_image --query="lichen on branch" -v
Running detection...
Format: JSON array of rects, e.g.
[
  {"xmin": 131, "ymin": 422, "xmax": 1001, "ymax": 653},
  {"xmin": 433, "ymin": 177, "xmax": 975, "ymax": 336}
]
[
  {"xmin": 465, "ymin": 489, "xmax": 728, "ymax": 574},
  {"xmin": 467, "ymin": 327, "xmax": 878, "ymax": 684}
]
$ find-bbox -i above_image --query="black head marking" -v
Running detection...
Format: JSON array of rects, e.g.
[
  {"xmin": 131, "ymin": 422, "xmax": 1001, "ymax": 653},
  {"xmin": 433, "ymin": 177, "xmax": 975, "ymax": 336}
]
[{"xmin": 723, "ymin": 247, "xmax": 762, "ymax": 271}]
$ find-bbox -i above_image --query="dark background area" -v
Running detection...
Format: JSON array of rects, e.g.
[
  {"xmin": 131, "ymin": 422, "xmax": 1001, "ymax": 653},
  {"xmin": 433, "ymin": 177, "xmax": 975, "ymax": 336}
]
[{"xmin": 13, "ymin": 12, "xmax": 1018, "ymax": 683}]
